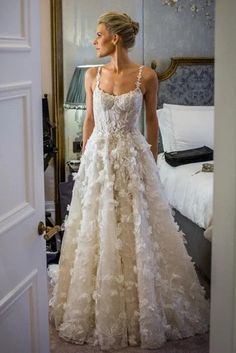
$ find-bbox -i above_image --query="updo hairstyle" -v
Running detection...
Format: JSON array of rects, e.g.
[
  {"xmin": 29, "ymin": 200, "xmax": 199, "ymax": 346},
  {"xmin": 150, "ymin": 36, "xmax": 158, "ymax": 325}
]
[{"xmin": 98, "ymin": 11, "xmax": 139, "ymax": 49}]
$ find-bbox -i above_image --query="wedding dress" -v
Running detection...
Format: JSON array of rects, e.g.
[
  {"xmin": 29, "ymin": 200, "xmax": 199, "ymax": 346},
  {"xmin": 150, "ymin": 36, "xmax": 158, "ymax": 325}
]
[{"xmin": 50, "ymin": 66, "xmax": 209, "ymax": 351}]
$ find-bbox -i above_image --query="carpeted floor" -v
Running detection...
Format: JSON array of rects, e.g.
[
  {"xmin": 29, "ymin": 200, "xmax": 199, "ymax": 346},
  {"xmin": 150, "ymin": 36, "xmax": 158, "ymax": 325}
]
[
  {"xmin": 49, "ymin": 326, "xmax": 209, "ymax": 353},
  {"xmin": 49, "ymin": 322, "xmax": 209, "ymax": 353},
  {"xmin": 48, "ymin": 275, "xmax": 210, "ymax": 353}
]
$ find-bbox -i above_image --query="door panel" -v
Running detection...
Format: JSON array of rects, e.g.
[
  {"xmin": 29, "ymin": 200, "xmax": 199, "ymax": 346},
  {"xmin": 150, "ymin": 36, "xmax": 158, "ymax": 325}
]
[
  {"xmin": 0, "ymin": 0, "xmax": 30, "ymax": 50},
  {"xmin": 0, "ymin": 271, "xmax": 39, "ymax": 353},
  {"xmin": 0, "ymin": 0, "xmax": 49, "ymax": 352},
  {"xmin": 0, "ymin": 83, "xmax": 35, "ymax": 231}
]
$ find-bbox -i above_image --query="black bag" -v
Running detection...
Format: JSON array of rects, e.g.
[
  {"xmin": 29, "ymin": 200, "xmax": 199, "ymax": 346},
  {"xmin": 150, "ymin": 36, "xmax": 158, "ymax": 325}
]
[{"xmin": 164, "ymin": 146, "xmax": 213, "ymax": 167}]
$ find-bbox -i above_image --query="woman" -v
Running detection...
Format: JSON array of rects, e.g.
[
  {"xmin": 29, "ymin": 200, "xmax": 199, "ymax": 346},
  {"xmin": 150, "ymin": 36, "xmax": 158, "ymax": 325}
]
[{"xmin": 51, "ymin": 12, "xmax": 209, "ymax": 351}]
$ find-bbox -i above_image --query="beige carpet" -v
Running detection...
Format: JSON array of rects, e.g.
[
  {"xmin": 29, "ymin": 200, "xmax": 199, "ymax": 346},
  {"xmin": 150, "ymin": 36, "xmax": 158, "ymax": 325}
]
[
  {"xmin": 48, "ymin": 278, "xmax": 209, "ymax": 353},
  {"xmin": 49, "ymin": 323, "xmax": 209, "ymax": 353}
]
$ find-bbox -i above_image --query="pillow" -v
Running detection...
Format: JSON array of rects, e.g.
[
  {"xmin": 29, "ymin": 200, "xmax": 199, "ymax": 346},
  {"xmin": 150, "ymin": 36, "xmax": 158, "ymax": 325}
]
[
  {"xmin": 157, "ymin": 108, "xmax": 175, "ymax": 152},
  {"xmin": 157, "ymin": 104, "xmax": 214, "ymax": 152},
  {"xmin": 163, "ymin": 103, "xmax": 214, "ymax": 111}
]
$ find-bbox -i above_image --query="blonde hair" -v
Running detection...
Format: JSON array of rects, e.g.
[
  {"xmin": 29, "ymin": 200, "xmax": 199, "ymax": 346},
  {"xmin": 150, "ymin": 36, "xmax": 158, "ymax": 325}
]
[{"xmin": 98, "ymin": 11, "xmax": 139, "ymax": 49}]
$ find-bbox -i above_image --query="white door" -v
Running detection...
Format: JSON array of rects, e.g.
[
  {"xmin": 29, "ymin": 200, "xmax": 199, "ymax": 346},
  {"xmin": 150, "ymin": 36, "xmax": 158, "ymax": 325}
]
[
  {"xmin": 210, "ymin": 1, "xmax": 236, "ymax": 352},
  {"xmin": 0, "ymin": 1, "xmax": 50, "ymax": 353}
]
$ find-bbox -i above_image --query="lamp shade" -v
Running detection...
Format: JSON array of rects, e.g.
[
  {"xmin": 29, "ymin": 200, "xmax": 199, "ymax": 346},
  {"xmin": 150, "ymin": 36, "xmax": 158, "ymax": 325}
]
[{"xmin": 64, "ymin": 65, "xmax": 100, "ymax": 110}]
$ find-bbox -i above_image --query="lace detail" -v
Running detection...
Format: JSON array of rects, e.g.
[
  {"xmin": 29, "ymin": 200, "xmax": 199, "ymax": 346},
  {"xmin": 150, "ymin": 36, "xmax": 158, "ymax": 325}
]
[
  {"xmin": 95, "ymin": 66, "xmax": 102, "ymax": 89},
  {"xmin": 50, "ymin": 65, "xmax": 210, "ymax": 351},
  {"xmin": 135, "ymin": 65, "xmax": 144, "ymax": 89}
]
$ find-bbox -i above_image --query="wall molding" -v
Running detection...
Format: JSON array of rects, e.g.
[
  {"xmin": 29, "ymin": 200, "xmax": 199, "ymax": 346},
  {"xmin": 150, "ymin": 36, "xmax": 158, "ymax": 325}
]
[
  {"xmin": 0, "ymin": 82, "xmax": 36, "ymax": 235},
  {"xmin": 0, "ymin": 0, "xmax": 31, "ymax": 51},
  {"xmin": 0, "ymin": 270, "xmax": 39, "ymax": 353}
]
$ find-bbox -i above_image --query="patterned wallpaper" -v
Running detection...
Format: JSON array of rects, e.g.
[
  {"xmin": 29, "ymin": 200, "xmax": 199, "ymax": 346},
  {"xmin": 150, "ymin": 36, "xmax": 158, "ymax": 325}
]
[{"xmin": 158, "ymin": 64, "xmax": 214, "ymax": 108}]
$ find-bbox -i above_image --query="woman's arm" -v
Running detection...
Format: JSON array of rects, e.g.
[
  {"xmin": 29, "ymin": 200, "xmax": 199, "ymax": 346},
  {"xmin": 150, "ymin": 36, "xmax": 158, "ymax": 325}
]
[
  {"xmin": 81, "ymin": 67, "xmax": 96, "ymax": 154},
  {"xmin": 143, "ymin": 68, "xmax": 159, "ymax": 162}
]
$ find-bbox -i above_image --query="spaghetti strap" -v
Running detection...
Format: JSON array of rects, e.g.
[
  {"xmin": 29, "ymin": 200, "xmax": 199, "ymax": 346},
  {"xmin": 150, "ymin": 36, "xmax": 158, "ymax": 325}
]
[
  {"xmin": 96, "ymin": 65, "xmax": 143, "ymax": 91},
  {"xmin": 135, "ymin": 65, "xmax": 144, "ymax": 89},
  {"xmin": 96, "ymin": 66, "xmax": 102, "ymax": 88}
]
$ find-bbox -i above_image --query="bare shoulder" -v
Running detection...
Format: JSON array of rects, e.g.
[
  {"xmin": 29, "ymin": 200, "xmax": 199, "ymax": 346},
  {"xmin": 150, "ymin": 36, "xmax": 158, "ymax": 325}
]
[
  {"xmin": 85, "ymin": 66, "xmax": 98, "ymax": 78},
  {"xmin": 142, "ymin": 66, "xmax": 158, "ymax": 84},
  {"xmin": 141, "ymin": 66, "xmax": 158, "ymax": 94},
  {"xmin": 85, "ymin": 66, "xmax": 100, "ymax": 91}
]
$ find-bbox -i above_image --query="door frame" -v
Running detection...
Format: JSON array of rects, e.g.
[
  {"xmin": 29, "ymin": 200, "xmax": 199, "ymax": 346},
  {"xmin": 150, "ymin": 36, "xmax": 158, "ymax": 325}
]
[
  {"xmin": 49, "ymin": 2, "xmax": 236, "ymax": 352},
  {"xmin": 50, "ymin": 0, "xmax": 65, "ymax": 223}
]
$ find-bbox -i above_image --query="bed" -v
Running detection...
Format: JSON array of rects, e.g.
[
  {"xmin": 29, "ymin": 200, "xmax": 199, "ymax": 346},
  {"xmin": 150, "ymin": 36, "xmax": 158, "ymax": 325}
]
[{"xmin": 153, "ymin": 57, "xmax": 214, "ymax": 280}]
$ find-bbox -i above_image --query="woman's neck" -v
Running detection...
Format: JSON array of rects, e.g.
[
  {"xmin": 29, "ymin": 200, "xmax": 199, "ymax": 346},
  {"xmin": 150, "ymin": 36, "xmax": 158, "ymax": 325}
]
[{"xmin": 109, "ymin": 46, "xmax": 134, "ymax": 73}]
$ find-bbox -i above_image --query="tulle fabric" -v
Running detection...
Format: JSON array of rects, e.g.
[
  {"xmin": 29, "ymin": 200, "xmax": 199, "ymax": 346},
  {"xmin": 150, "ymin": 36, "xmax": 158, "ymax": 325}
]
[{"xmin": 50, "ymin": 67, "xmax": 209, "ymax": 351}]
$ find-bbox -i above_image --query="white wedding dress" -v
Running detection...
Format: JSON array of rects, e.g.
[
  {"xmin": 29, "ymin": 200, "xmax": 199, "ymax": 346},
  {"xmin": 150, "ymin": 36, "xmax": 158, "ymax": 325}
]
[{"xmin": 50, "ymin": 66, "xmax": 209, "ymax": 351}]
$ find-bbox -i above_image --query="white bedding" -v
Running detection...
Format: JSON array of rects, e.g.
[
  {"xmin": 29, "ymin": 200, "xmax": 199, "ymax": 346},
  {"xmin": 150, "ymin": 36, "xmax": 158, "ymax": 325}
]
[{"xmin": 157, "ymin": 153, "xmax": 213, "ymax": 240}]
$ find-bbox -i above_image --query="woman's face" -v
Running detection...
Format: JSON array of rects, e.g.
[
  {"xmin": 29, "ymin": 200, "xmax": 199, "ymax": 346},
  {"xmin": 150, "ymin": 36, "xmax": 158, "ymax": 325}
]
[{"xmin": 93, "ymin": 23, "xmax": 116, "ymax": 57}]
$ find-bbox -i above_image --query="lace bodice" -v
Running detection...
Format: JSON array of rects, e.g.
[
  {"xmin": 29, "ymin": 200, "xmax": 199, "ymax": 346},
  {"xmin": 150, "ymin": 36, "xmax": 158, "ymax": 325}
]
[{"xmin": 93, "ymin": 66, "xmax": 144, "ymax": 135}]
